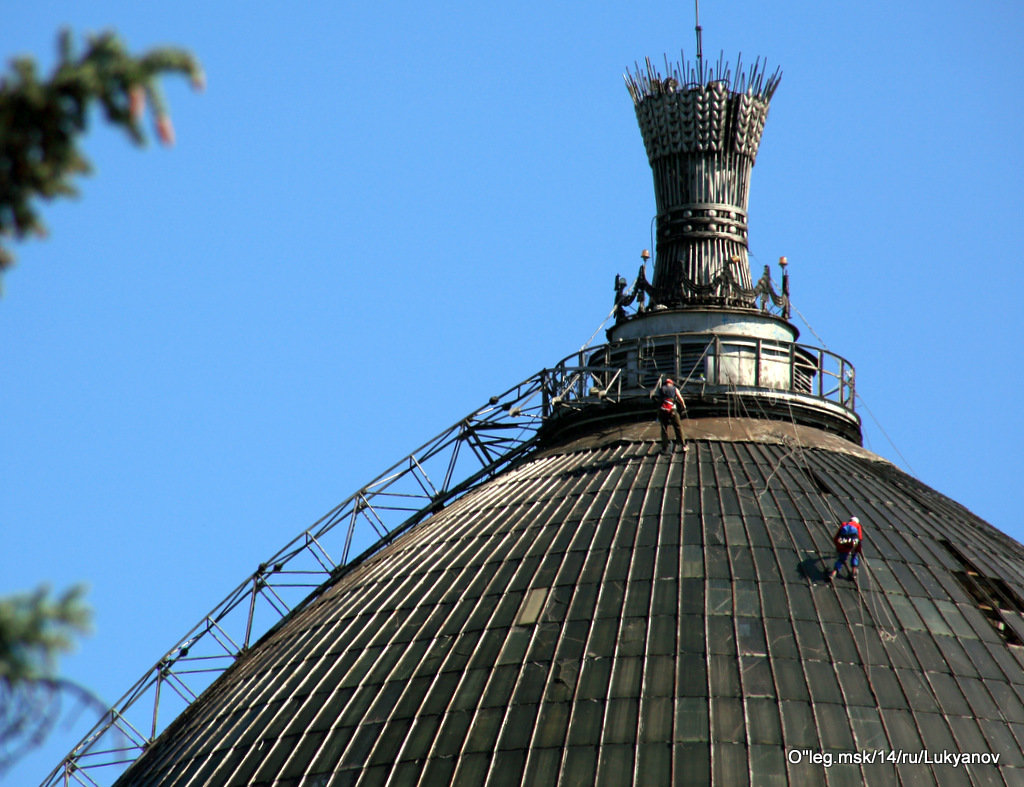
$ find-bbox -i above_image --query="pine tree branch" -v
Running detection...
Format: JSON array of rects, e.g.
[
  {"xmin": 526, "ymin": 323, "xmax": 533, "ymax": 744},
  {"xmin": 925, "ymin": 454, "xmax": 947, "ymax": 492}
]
[{"xmin": 0, "ymin": 29, "xmax": 203, "ymax": 275}]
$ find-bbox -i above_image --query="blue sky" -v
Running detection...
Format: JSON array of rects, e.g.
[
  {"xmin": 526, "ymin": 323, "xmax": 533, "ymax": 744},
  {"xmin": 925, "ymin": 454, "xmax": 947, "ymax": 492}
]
[{"xmin": 3, "ymin": 0, "xmax": 1023, "ymax": 782}]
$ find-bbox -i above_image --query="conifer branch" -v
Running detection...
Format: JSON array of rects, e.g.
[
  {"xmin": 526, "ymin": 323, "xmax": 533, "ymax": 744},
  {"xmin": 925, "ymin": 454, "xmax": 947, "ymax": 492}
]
[{"xmin": 0, "ymin": 29, "xmax": 204, "ymax": 274}]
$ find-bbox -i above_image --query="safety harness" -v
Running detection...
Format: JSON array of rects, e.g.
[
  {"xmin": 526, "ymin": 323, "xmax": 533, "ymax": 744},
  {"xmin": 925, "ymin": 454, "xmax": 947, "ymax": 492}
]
[{"xmin": 834, "ymin": 523, "xmax": 861, "ymax": 553}]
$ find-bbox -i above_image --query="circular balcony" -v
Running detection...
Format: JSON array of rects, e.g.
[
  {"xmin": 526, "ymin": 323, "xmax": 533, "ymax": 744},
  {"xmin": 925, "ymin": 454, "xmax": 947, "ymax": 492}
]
[{"xmin": 539, "ymin": 332, "xmax": 861, "ymax": 443}]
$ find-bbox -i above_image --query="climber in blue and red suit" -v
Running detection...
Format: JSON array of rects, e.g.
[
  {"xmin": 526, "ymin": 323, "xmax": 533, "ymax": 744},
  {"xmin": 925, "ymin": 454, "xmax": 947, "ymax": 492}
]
[{"xmin": 828, "ymin": 516, "xmax": 863, "ymax": 582}]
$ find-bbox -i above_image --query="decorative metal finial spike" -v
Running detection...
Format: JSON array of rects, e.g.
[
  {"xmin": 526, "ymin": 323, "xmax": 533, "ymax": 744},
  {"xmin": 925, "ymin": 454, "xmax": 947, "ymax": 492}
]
[{"xmin": 694, "ymin": 0, "xmax": 703, "ymax": 69}]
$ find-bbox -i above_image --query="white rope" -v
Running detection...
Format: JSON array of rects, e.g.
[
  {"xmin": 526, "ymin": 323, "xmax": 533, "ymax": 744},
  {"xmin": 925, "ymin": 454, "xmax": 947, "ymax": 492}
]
[
  {"xmin": 579, "ymin": 305, "xmax": 617, "ymax": 354},
  {"xmin": 790, "ymin": 302, "xmax": 918, "ymax": 477},
  {"xmin": 853, "ymin": 393, "xmax": 918, "ymax": 478}
]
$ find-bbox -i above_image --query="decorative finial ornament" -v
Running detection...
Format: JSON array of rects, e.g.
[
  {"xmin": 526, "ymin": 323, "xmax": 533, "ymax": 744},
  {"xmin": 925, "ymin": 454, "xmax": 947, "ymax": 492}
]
[{"xmin": 624, "ymin": 54, "xmax": 781, "ymax": 309}]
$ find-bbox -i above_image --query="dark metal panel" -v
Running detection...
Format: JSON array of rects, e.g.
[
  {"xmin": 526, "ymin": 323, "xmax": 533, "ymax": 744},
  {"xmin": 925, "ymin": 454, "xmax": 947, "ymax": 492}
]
[
  {"xmin": 561, "ymin": 745, "xmax": 598, "ymax": 782},
  {"xmin": 867, "ymin": 527, "xmax": 914, "ymax": 563},
  {"xmin": 741, "ymin": 654, "xmax": 770, "ymax": 695},
  {"xmin": 902, "ymin": 631, "xmax": 951, "ymax": 674},
  {"xmin": 984, "ymin": 680, "xmax": 1024, "ymax": 723},
  {"xmin": 704, "ymin": 544, "xmax": 731, "ymax": 580},
  {"xmin": 736, "ymin": 618, "xmax": 767, "ymax": 656},
  {"xmin": 677, "ymin": 653, "xmax": 707, "ymax": 697},
  {"xmin": 893, "ymin": 667, "xmax": 941, "ymax": 714},
  {"xmin": 764, "ymin": 619, "xmax": 799, "ymax": 659},
  {"xmin": 785, "ymin": 583, "xmax": 819, "ymax": 620},
  {"xmin": 916, "ymin": 710, "xmax": 959, "ymax": 754},
  {"xmin": 522, "ymin": 746, "xmax": 562, "ymax": 787},
  {"xmin": 710, "ymin": 697, "xmax": 745, "ymax": 742},
  {"xmin": 925, "ymin": 671, "xmax": 973, "ymax": 717},
  {"xmin": 475, "ymin": 663, "xmax": 515, "ymax": 709},
  {"xmin": 815, "ymin": 702, "xmax": 855, "ymax": 750},
  {"xmin": 772, "ymin": 658, "xmax": 809, "ymax": 702},
  {"xmin": 825, "ymin": 761, "xmax": 869, "ymax": 787},
  {"xmin": 565, "ymin": 699, "xmax": 603, "ymax": 746},
  {"xmin": 609, "ymin": 656, "xmax": 644, "ymax": 699},
  {"xmin": 602, "ymin": 698, "xmax": 640, "ymax": 744},
  {"xmin": 635, "ymin": 742, "xmax": 671, "ymax": 784},
  {"xmin": 446, "ymin": 669, "xmax": 487, "ymax": 712},
  {"xmin": 804, "ymin": 660, "xmax": 843, "ymax": 705},
  {"xmin": 958, "ymin": 676, "xmax": 1002, "ymax": 720},
  {"xmin": 643, "ymin": 654, "xmax": 675, "ymax": 695},
  {"xmin": 933, "ymin": 599, "xmax": 981, "ymax": 640},
  {"xmin": 869, "ymin": 667, "xmax": 910, "ymax": 709},
  {"xmin": 779, "ymin": 699, "xmax": 818, "ymax": 747},
  {"xmin": 960, "ymin": 638, "xmax": 1010, "ymax": 682},
  {"xmin": 910, "ymin": 596, "xmax": 955, "ymax": 637},
  {"xmin": 724, "ymin": 515, "xmax": 749, "ymax": 546},
  {"xmin": 848, "ymin": 705, "xmax": 888, "ymax": 750},
  {"xmin": 576, "ymin": 658, "xmax": 612, "ymax": 702},
  {"xmin": 730, "ymin": 549, "xmax": 757, "ymax": 582},
  {"xmin": 526, "ymin": 622, "xmax": 562, "ymax": 663},
  {"xmin": 945, "ymin": 715, "xmax": 991, "ymax": 759},
  {"xmin": 759, "ymin": 576, "xmax": 792, "ymax": 619},
  {"xmin": 891, "ymin": 561, "xmax": 929, "ymax": 595},
  {"xmin": 786, "ymin": 757, "xmax": 829, "ymax": 787},
  {"xmin": 793, "ymin": 619, "xmax": 830, "ymax": 661},
  {"xmin": 675, "ymin": 697, "xmax": 709, "ymax": 742},
  {"xmin": 812, "ymin": 589, "xmax": 847, "ymax": 625},
  {"xmin": 822, "ymin": 622, "xmax": 861, "ymax": 664},
  {"xmin": 711, "ymin": 741, "xmax": 749, "ymax": 786},
  {"xmin": 908, "ymin": 561, "xmax": 958, "ymax": 601},
  {"xmin": 420, "ymin": 755, "xmax": 456, "ymax": 784},
  {"xmin": 978, "ymin": 718, "xmax": 1024, "ymax": 768},
  {"xmin": 934, "ymin": 636, "xmax": 981, "ymax": 679},
  {"xmin": 707, "ymin": 577, "xmax": 732, "ymax": 615},
  {"xmin": 887, "ymin": 594, "xmax": 928, "ymax": 632},
  {"xmin": 496, "ymin": 704, "xmax": 539, "ymax": 750},
  {"xmin": 867, "ymin": 561, "xmax": 904, "ymax": 594},
  {"xmin": 704, "ymin": 512, "xmax": 725, "ymax": 547},
  {"xmin": 638, "ymin": 696, "xmax": 673, "ymax": 743},
  {"xmin": 707, "ymin": 615, "xmax": 736, "ymax": 656},
  {"xmin": 833, "ymin": 662, "xmax": 873, "ymax": 707},
  {"xmin": 510, "ymin": 662, "xmax": 549, "ymax": 706},
  {"xmin": 452, "ymin": 751, "xmax": 492, "ymax": 784},
  {"xmin": 746, "ymin": 698, "xmax": 783, "ymax": 744},
  {"xmin": 709, "ymin": 654, "xmax": 741, "ymax": 697},
  {"xmin": 588, "ymin": 618, "xmax": 621, "ymax": 657}
]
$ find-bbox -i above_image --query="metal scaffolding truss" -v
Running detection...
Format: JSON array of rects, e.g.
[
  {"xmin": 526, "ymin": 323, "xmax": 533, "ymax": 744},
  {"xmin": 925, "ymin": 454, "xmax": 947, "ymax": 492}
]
[{"xmin": 43, "ymin": 333, "xmax": 856, "ymax": 786}]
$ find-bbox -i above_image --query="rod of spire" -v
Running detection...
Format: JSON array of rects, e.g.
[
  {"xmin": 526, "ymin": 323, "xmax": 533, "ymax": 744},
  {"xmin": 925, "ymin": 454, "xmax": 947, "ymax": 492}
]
[{"xmin": 695, "ymin": 0, "xmax": 703, "ymax": 69}]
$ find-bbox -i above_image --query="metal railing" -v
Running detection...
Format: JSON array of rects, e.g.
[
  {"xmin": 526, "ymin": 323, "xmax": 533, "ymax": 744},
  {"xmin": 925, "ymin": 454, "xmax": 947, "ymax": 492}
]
[
  {"xmin": 43, "ymin": 332, "xmax": 854, "ymax": 786},
  {"xmin": 568, "ymin": 331, "xmax": 856, "ymax": 411}
]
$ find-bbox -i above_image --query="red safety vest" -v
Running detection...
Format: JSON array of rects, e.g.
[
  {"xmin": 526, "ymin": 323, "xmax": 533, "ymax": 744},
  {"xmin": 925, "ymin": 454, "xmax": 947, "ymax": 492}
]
[{"xmin": 660, "ymin": 385, "xmax": 677, "ymax": 412}]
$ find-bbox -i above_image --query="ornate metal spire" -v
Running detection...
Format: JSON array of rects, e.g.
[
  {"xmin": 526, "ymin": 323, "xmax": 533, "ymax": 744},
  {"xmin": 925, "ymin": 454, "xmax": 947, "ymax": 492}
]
[{"xmin": 625, "ymin": 54, "xmax": 781, "ymax": 309}]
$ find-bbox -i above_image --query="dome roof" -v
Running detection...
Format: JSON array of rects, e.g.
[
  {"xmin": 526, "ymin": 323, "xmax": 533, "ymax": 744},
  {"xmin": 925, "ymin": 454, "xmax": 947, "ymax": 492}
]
[{"xmin": 116, "ymin": 419, "xmax": 1024, "ymax": 785}]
